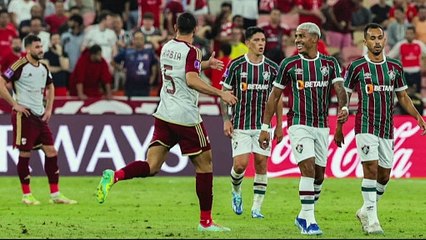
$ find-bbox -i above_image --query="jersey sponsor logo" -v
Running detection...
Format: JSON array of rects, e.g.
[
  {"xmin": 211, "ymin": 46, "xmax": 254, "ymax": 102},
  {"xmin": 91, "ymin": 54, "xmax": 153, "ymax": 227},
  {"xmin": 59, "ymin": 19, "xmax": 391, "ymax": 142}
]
[
  {"xmin": 361, "ymin": 145, "xmax": 370, "ymax": 155},
  {"xmin": 4, "ymin": 68, "xmax": 14, "ymax": 78},
  {"xmin": 262, "ymin": 71, "xmax": 271, "ymax": 81},
  {"xmin": 240, "ymin": 82, "xmax": 269, "ymax": 91},
  {"xmin": 296, "ymin": 80, "xmax": 329, "ymax": 90},
  {"xmin": 320, "ymin": 66, "xmax": 329, "ymax": 76},
  {"xmin": 365, "ymin": 84, "xmax": 394, "ymax": 94}
]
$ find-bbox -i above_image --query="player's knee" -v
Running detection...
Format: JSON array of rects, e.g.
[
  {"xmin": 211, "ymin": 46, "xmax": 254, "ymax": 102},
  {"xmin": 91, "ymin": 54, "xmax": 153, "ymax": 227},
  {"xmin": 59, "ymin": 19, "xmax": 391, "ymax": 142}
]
[
  {"xmin": 377, "ymin": 175, "xmax": 390, "ymax": 185},
  {"xmin": 314, "ymin": 176, "xmax": 324, "ymax": 185},
  {"xmin": 233, "ymin": 164, "xmax": 246, "ymax": 174}
]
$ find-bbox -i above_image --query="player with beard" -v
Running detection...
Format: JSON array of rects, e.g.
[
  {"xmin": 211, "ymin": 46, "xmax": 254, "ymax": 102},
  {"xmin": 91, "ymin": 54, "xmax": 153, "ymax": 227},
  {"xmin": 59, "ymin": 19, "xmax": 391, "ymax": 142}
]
[{"xmin": 0, "ymin": 35, "xmax": 77, "ymax": 205}]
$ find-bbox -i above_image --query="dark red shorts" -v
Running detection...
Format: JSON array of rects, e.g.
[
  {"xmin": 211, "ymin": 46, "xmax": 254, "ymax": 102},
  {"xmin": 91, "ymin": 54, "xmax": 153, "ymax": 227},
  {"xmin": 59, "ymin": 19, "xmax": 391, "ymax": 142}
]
[
  {"xmin": 150, "ymin": 117, "xmax": 211, "ymax": 155},
  {"xmin": 11, "ymin": 111, "xmax": 54, "ymax": 151}
]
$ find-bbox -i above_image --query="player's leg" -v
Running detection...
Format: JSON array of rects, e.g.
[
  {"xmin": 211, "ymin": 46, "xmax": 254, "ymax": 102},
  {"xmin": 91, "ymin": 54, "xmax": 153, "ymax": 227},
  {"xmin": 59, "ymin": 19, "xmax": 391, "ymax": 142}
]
[
  {"xmin": 12, "ymin": 112, "xmax": 40, "ymax": 205},
  {"xmin": 96, "ymin": 117, "xmax": 176, "ymax": 204},
  {"xmin": 251, "ymin": 129, "xmax": 271, "ymax": 218},
  {"xmin": 190, "ymin": 150, "xmax": 230, "ymax": 232},
  {"xmin": 251, "ymin": 153, "xmax": 267, "ymax": 218},
  {"xmin": 288, "ymin": 125, "xmax": 321, "ymax": 235},
  {"xmin": 180, "ymin": 122, "xmax": 230, "ymax": 231},
  {"xmin": 312, "ymin": 127, "xmax": 329, "ymax": 205},
  {"xmin": 230, "ymin": 130, "xmax": 251, "ymax": 215},
  {"xmin": 376, "ymin": 138, "xmax": 393, "ymax": 202},
  {"xmin": 355, "ymin": 133, "xmax": 383, "ymax": 234}
]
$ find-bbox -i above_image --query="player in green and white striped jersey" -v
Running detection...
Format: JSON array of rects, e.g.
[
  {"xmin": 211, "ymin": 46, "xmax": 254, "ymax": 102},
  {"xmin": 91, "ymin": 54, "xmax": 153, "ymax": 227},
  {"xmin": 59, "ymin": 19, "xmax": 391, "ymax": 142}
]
[
  {"xmin": 259, "ymin": 22, "xmax": 349, "ymax": 235},
  {"xmin": 220, "ymin": 26, "xmax": 283, "ymax": 219},
  {"xmin": 339, "ymin": 23, "xmax": 426, "ymax": 235}
]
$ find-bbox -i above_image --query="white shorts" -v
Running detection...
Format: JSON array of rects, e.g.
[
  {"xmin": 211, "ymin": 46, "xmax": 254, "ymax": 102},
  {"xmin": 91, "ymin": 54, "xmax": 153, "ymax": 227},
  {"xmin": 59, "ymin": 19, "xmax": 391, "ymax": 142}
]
[
  {"xmin": 355, "ymin": 133, "xmax": 394, "ymax": 169},
  {"xmin": 231, "ymin": 129, "xmax": 271, "ymax": 157},
  {"xmin": 288, "ymin": 125, "xmax": 330, "ymax": 167}
]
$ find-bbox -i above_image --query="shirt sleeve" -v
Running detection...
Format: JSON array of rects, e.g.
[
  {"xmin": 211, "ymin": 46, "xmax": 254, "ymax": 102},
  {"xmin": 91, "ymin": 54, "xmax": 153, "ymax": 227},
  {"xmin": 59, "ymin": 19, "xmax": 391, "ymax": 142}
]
[
  {"xmin": 344, "ymin": 62, "xmax": 357, "ymax": 93},
  {"xmin": 220, "ymin": 61, "xmax": 235, "ymax": 90},
  {"xmin": 273, "ymin": 59, "xmax": 289, "ymax": 89},
  {"xmin": 185, "ymin": 47, "xmax": 201, "ymax": 74},
  {"xmin": 394, "ymin": 61, "xmax": 408, "ymax": 92},
  {"xmin": 2, "ymin": 61, "xmax": 23, "ymax": 82},
  {"xmin": 330, "ymin": 57, "xmax": 344, "ymax": 84}
]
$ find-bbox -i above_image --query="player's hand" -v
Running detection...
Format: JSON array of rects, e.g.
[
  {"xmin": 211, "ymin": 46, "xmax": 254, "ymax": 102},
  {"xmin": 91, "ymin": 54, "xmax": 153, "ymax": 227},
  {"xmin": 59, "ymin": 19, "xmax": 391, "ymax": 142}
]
[
  {"xmin": 337, "ymin": 109, "xmax": 348, "ymax": 123},
  {"xmin": 417, "ymin": 117, "xmax": 426, "ymax": 136},
  {"xmin": 208, "ymin": 51, "xmax": 224, "ymax": 70},
  {"xmin": 223, "ymin": 120, "xmax": 233, "ymax": 138},
  {"xmin": 258, "ymin": 130, "xmax": 270, "ymax": 150},
  {"xmin": 42, "ymin": 110, "xmax": 52, "ymax": 122},
  {"xmin": 274, "ymin": 126, "xmax": 283, "ymax": 143},
  {"xmin": 220, "ymin": 90, "xmax": 237, "ymax": 105},
  {"xmin": 12, "ymin": 104, "xmax": 30, "ymax": 117},
  {"xmin": 334, "ymin": 127, "xmax": 345, "ymax": 147}
]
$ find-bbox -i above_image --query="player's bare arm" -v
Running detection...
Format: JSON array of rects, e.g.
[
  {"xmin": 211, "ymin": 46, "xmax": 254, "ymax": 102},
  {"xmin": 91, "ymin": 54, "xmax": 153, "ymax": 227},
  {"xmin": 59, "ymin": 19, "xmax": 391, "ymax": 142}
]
[
  {"xmin": 259, "ymin": 86, "xmax": 282, "ymax": 149},
  {"xmin": 334, "ymin": 81, "xmax": 348, "ymax": 123},
  {"xmin": 201, "ymin": 51, "xmax": 224, "ymax": 71},
  {"xmin": 0, "ymin": 76, "xmax": 30, "ymax": 117},
  {"xmin": 396, "ymin": 90, "xmax": 426, "ymax": 135},
  {"xmin": 334, "ymin": 89, "xmax": 351, "ymax": 147},
  {"xmin": 274, "ymin": 95, "xmax": 283, "ymax": 143},
  {"xmin": 186, "ymin": 72, "xmax": 237, "ymax": 105},
  {"xmin": 42, "ymin": 83, "xmax": 55, "ymax": 122},
  {"xmin": 220, "ymin": 86, "xmax": 233, "ymax": 138}
]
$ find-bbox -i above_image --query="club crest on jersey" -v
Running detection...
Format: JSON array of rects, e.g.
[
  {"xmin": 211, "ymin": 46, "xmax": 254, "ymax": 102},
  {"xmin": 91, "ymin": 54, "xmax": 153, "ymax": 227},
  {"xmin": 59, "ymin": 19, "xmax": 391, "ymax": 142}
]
[
  {"xmin": 361, "ymin": 145, "xmax": 370, "ymax": 155},
  {"xmin": 320, "ymin": 66, "xmax": 329, "ymax": 76},
  {"xmin": 387, "ymin": 70, "xmax": 396, "ymax": 80},
  {"xmin": 296, "ymin": 144, "xmax": 303, "ymax": 153},
  {"xmin": 262, "ymin": 71, "xmax": 271, "ymax": 81}
]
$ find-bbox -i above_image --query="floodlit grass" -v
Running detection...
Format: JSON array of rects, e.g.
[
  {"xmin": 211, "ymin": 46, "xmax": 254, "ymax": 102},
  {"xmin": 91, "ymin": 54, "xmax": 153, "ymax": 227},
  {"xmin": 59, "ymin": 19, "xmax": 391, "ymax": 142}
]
[{"xmin": 0, "ymin": 176, "xmax": 425, "ymax": 239}]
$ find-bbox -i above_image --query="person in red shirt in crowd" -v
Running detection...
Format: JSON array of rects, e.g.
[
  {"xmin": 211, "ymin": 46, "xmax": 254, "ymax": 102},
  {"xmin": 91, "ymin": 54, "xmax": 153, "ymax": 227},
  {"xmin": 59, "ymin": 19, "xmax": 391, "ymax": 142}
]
[
  {"xmin": 0, "ymin": 37, "xmax": 24, "ymax": 72},
  {"xmin": 295, "ymin": 0, "xmax": 326, "ymax": 27},
  {"xmin": 388, "ymin": 25, "xmax": 426, "ymax": 93},
  {"xmin": 326, "ymin": 0, "xmax": 359, "ymax": 50},
  {"xmin": 259, "ymin": 0, "xmax": 297, "ymax": 14},
  {"xmin": 186, "ymin": 0, "xmax": 209, "ymax": 16},
  {"xmin": 210, "ymin": 43, "xmax": 232, "ymax": 90},
  {"xmin": 260, "ymin": 8, "xmax": 291, "ymax": 63},
  {"xmin": 139, "ymin": 0, "xmax": 162, "ymax": 28},
  {"xmin": 389, "ymin": 0, "xmax": 418, "ymax": 23},
  {"xmin": 69, "ymin": 44, "xmax": 112, "ymax": 100},
  {"xmin": 163, "ymin": 0, "xmax": 184, "ymax": 34},
  {"xmin": 0, "ymin": 9, "xmax": 18, "ymax": 64},
  {"xmin": 45, "ymin": 0, "xmax": 68, "ymax": 34}
]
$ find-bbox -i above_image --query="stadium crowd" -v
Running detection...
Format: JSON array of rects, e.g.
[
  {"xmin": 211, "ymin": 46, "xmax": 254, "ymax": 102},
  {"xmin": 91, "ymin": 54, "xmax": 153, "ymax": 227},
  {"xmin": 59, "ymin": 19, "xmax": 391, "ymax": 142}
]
[{"xmin": 0, "ymin": 0, "xmax": 424, "ymax": 113}]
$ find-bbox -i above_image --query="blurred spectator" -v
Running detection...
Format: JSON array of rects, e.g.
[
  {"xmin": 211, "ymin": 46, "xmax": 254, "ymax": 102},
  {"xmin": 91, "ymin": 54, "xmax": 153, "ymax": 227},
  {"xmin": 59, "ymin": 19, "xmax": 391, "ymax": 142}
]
[
  {"xmin": 69, "ymin": 44, "xmax": 112, "ymax": 99},
  {"xmin": 232, "ymin": 14, "xmax": 244, "ymax": 29},
  {"xmin": 296, "ymin": 0, "xmax": 325, "ymax": 27},
  {"xmin": 39, "ymin": 0, "xmax": 56, "ymax": 17},
  {"xmin": 44, "ymin": 33, "xmax": 70, "ymax": 96},
  {"xmin": 394, "ymin": 85, "xmax": 424, "ymax": 115},
  {"xmin": 8, "ymin": 0, "xmax": 35, "ymax": 26},
  {"xmin": 68, "ymin": 0, "xmax": 95, "ymax": 14},
  {"xmin": 138, "ymin": 0, "xmax": 162, "ymax": 28},
  {"xmin": 45, "ymin": 0, "xmax": 69, "ymax": 34},
  {"xmin": 412, "ymin": 6, "xmax": 426, "ymax": 44},
  {"xmin": 210, "ymin": 43, "xmax": 231, "ymax": 89},
  {"xmin": 27, "ymin": 17, "xmax": 50, "ymax": 52},
  {"xmin": 389, "ymin": 0, "xmax": 418, "ymax": 23},
  {"xmin": 387, "ymin": 6, "xmax": 408, "ymax": 48},
  {"xmin": 81, "ymin": 10, "xmax": 117, "ymax": 68},
  {"xmin": 260, "ymin": 8, "xmax": 290, "ymax": 63},
  {"xmin": 139, "ymin": 12, "xmax": 164, "ymax": 50},
  {"xmin": 95, "ymin": 0, "xmax": 128, "ymax": 17},
  {"xmin": 126, "ymin": 0, "xmax": 138, "ymax": 30},
  {"xmin": 163, "ymin": 0, "xmax": 184, "ymax": 35},
  {"xmin": 0, "ymin": 37, "xmax": 23, "ymax": 72},
  {"xmin": 0, "ymin": 9, "xmax": 18, "ymax": 64},
  {"xmin": 113, "ymin": 31, "xmax": 158, "ymax": 97},
  {"xmin": 370, "ymin": 0, "xmax": 391, "ymax": 28},
  {"xmin": 388, "ymin": 25, "xmax": 426, "ymax": 93},
  {"xmin": 351, "ymin": 0, "xmax": 371, "ymax": 32},
  {"xmin": 112, "ymin": 14, "xmax": 131, "ymax": 51},
  {"xmin": 185, "ymin": 0, "xmax": 208, "ymax": 16},
  {"xmin": 207, "ymin": 1, "xmax": 233, "ymax": 54},
  {"xmin": 61, "ymin": 14, "xmax": 85, "ymax": 72},
  {"xmin": 229, "ymin": 27, "xmax": 248, "ymax": 59},
  {"xmin": 326, "ymin": 0, "xmax": 358, "ymax": 50},
  {"xmin": 232, "ymin": 0, "xmax": 258, "ymax": 28},
  {"xmin": 18, "ymin": 4, "xmax": 47, "ymax": 39}
]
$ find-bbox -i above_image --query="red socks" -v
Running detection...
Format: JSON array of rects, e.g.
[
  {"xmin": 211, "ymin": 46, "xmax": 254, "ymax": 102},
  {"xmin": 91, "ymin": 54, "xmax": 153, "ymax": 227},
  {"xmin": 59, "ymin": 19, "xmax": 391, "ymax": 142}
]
[
  {"xmin": 196, "ymin": 173, "xmax": 213, "ymax": 226},
  {"xmin": 114, "ymin": 161, "xmax": 150, "ymax": 182}
]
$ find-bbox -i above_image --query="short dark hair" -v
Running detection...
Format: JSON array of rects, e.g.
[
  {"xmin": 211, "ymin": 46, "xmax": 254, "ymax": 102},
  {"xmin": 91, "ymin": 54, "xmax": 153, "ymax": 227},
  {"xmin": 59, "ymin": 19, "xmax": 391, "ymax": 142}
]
[
  {"xmin": 177, "ymin": 12, "xmax": 197, "ymax": 35},
  {"xmin": 245, "ymin": 26, "xmax": 265, "ymax": 40},
  {"xmin": 364, "ymin": 23, "xmax": 384, "ymax": 39},
  {"xmin": 406, "ymin": 25, "xmax": 416, "ymax": 33},
  {"xmin": 89, "ymin": 44, "xmax": 102, "ymax": 55},
  {"xmin": 69, "ymin": 14, "xmax": 83, "ymax": 26},
  {"xmin": 30, "ymin": 16, "xmax": 43, "ymax": 24},
  {"xmin": 98, "ymin": 10, "xmax": 111, "ymax": 22},
  {"xmin": 143, "ymin": 12, "xmax": 154, "ymax": 20},
  {"xmin": 0, "ymin": 8, "xmax": 8, "ymax": 15},
  {"xmin": 232, "ymin": 14, "xmax": 242, "ymax": 22},
  {"xmin": 133, "ymin": 30, "xmax": 144, "ymax": 37},
  {"xmin": 220, "ymin": 43, "xmax": 232, "ymax": 56},
  {"xmin": 221, "ymin": 1, "xmax": 232, "ymax": 10},
  {"xmin": 24, "ymin": 34, "xmax": 41, "ymax": 47}
]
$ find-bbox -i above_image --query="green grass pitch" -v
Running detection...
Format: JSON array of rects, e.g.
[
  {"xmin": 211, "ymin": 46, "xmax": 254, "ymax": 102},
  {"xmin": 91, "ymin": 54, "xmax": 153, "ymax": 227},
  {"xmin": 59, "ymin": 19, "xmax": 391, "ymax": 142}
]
[{"xmin": 0, "ymin": 176, "xmax": 425, "ymax": 239}]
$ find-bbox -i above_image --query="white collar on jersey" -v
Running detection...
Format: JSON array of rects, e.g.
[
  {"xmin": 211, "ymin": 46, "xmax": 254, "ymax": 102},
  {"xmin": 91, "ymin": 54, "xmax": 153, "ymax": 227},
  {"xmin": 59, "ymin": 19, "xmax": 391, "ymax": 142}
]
[
  {"xmin": 364, "ymin": 52, "xmax": 386, "ymax": 65},
  {"xmin": 244, "ymin": 54, "xmax": 265, "ymax": 66},
  {"xmin": 298, "ymin": 52, "xmax": 319, "ymax": 61}
]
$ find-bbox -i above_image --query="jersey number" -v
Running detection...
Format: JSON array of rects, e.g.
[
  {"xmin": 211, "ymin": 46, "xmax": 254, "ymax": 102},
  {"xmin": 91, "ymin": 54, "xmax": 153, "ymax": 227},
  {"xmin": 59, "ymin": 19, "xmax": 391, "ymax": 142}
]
[{"xmin": 162, "ymin": 64, "xmax": 176, "ymax": 94}]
